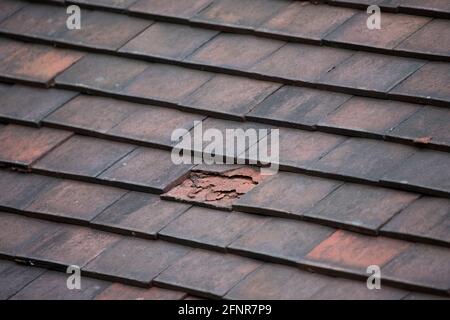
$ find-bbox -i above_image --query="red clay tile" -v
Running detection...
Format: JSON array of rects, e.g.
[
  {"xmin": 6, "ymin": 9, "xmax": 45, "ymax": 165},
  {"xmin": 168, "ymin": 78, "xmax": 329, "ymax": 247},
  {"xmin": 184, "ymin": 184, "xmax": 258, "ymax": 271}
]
[
  {"xmin": 72, "ymin": 0, "xmax": 137, "ymax": 9},
  {"xmin": 382, "ymin": 244, "xmax": 450, "ymax": 292},
  {"xmin": 43, "ymin": 95, "xmax": 140, "ymax": 133},
  {"xmin": 0, "ymin": 124, "xmax": 73, "ymax": 166},
  {"xmin": 259, "ymin": 2, "xmax": 356, "ymax": 41},
  {"xmin": 33, "ymin": 135, "xmax": 135, "ymax": 178},
  {"xmin": 305, "ymin": 183, "xmax": 419, "ymax": 233},
  {"xmin": 390, "ymin": 62, "xmax": 450, "ymax": 105},
  {"xmin": 0, "ymin": 0, "xmax": 26, "ymax": 23},
  {"xmin": 234, "ymin": 172, "xmax": 342, "ymax": 217},
  {"xmin": 0, "ymin": 260, "xmax": 45, "ymax": 300},
  {"xmin": 91, "ymin": 192, "xmax": 190, "ymax": 238},
  {"xmin": 122, "ymin": 63, "xmax": 212, "ymax": 103},
  {"xmin": 248, "ymin": 86, "xmax": 351, "ymax": 129},
  {"xmin": 182, "ymin": 74, "xmax": 280, "ymax": 118},
  {"xmin": 98, "ymin": 147, "xmax": 193, "ymax": 193},
  {"xmin": 192, "ymin": 0, "xmax": 290, "ymax": 30},
  {"xmin": 187, "ymin": 33, "xmax": 284, "ymax": 69},
  {"xmin": 155, "ymin": 249, "xmax": 261, "ymax": 298},
  {"xmin": 390, "ymin": 105, "xmax": 450, "ymax": 148},
  {"xmin": 229, "ymin": 218, "xmax": 334, "ymax": 264},
  {"xmin": 159, "ymin": 206, "xmax": 266, "ymax": 250},
  {"xmin": 305, "ymin": 230, "xmax": 410, "ymax": 275},
  {"xmin": 25, "ymin": 179, "xmax": 127, "ymax": 223},
  {"xmin": 381, "ymin": 150, "xmax": 450, "ymax": 196},
  {"xmin": 310, "ymin": 137, "xmax": 416, "ymax": 182},
  {"xmin": 325, "ymin": 12, "xmax": 430, "ymax": 49},
  {"xmin": 0, "ymin": 84, "xmax": 77, "ymax": 125},
  {"xmin": 95, "ymin": 283, "xmax": 186, "ymax": 300},
  {"xmin": 396, "ymin": 19, "xmax": 450, "ymax": 58},
  {"xmin": 129, "ymin": 0, "xmax": 213, "ymax": 19},
  {"xmin": 250, "ymin": 43, "xmax": 354, "ymax": 82},
  {"xmin": 382, "ymin": 197, "xmax": 450, "ymax": 245},
  {"xmin": 11, "ymin": 270, "xmax": 110, "ymax": 300},
  {"xmin": 55, "ymin": 54, "xmax": 149, "ymax": 93},
  {"xmin": 318, "ymin": 52, "xmax": 425, "ymax": 93},
  {"xmin": 120, "ymin": 22, "xmax": 218, "ymax": 60},
  {"xmin": 318, "ymin": 97, "xmax": 421, "ymax": 136},
  {"xmin": 83, "ymin": 238, "xmax": 190, "ymax": 286},
  {"xmin": 225, "ymin": 263, "xmax": 331, "ymax": 299}
]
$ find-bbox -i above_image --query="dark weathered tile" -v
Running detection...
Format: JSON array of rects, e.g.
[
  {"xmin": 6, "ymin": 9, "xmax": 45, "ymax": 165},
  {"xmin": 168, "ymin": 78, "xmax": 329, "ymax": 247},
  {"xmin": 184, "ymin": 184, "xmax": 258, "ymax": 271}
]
[
  {"xmin": 325, "ymin": 12, "xmax": 430, "ymax": 49},
  {"xmin": 250, "ymin": 43, "xmax": 354, "ymax": 82},
  {"xmin": 404, "ymin": 292, "xmax": 450, "ymax": 300},
  {"xmin": 382, "ymin": 197, "xmax": 450, "ymax": 245},
  {"xmin": 229, "ymin": 218, "xmax": 334, "ymax": 264},
  {"xmin": 318, "ymin": 52, "xmax": 425, "ymax": 93},
  {"xmin": 98, "ymin": 147, "xmax": 193, "ymax": 193},
  {"xmin": 259, "ymin": 2, "xmax": 356, "ymax": 41},
  {"xmin": 160, "ymin": 206, "xmax": 266, "ymax": 250},
  {"xmin": 120, "ymin": 22, "xmax": 218, "ymax": 60},
  {"xmin": 247, "ymin": 86, "xmax": 351, "ymax": 128},
  {"xmin": 310, "ymin": 138, "xmax": 416, "ymax": 182},
  {"xmin": 33, "ymin": 135, "xmax": 135, "ymax": 178},
  {"xmin": 71, "ymin": 0, "xmax": 137, "ymax": 9},
  {"xmin": 95, "ymin": 283, "xmax": 186, "ymax": 300},
  {"xmin": 0, "ymin": 261, "xmax": 45, "ymax": 300},
  {"xmin": 234, "ymin": 172, "xmax": 342, "ymax": 217},
  {"xmin": 305, "ymin": 230, "xmax": 410, "ymax": 275},
  {"xmin": 399, "ymin": 0, "xmax": 450, "ymax": 17},
  {"xmin": 0, "ymin": 84, "xmax": 77, "ymax": 125},
  {"xmin": 122, "ymin": 63, "xmax": 212, "ymax": 103},
  {"xmin": 382, "ymin": 150, "xmax": 450, "ymax": 196},
  {"xmin": 0, "ymin": 0, "xmax": 26, "ymax": 23},
  {"xmin": 25, "ymin": 180, "xmax": 127, "ymax": 223},
  {"xmin": 182, "ymin": 74, "xmax": 280, "ymax": 118},
  {"xmin": 318, "ymin": 97, "xmax": 421, "ymax": 136},
  {"xmin": 305, "ymin": 183, "xmax": 419, "ymax": 232},
  {"xmin": 92, "ymin": 192, "xmax": 190, "ymax": 238},
  {"xmin": 0, "ymin": 125, "xmax": 73, "ymax": 166},
  {"xmin": 382, "ymin": 244, "xmax": 450, "ymax": 292},
  {"xmin": 155, "ymin": 249, "xmax": 261, "ymax": 298},
  {"xmin": 396, "ymin": 19, "xmax": 450, "ymax": 58},
  {"xmin": 129, "ymin": 0, "xmax": 212, "ymax": 19},
  {"xmin": 225, "ymin": 263, "xmax": 331, "ymax": 300},
  {"xmin": 192, "ymin": 0, "xmax": 290, "ymax": 30},
  {"xmin": 83, "ymin": 238, "xmax": 190, "ymax": 286},
  {"xmin": 187, "ymin": 33, "xmax": 284, "ymax": 69},
  {"xmin": 55, "ymin": 54, "xmax": 148, "ymax": 93},
  {"xmin": 390, "ymin": 62, "xmax": 450, "ymax": 105}
]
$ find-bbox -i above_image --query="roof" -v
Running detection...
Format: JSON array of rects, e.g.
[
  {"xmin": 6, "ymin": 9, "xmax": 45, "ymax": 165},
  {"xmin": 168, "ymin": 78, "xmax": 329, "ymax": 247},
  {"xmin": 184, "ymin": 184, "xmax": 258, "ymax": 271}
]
[{"xmin": 0, "ymin": 0, "xmax": 449, "ymax": 300}]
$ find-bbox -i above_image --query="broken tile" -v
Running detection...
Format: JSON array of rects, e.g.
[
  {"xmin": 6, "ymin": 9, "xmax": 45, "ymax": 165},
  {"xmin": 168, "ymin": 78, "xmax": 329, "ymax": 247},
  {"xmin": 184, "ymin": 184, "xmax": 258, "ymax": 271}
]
[
  {"xmin": 25, "ymin": 180, "xmax": 127, "ymax": 223},
  {"xmin": 325, "ymin": 12, "xmax": 430, "ymax": 49},
  {"xmin": 229, "ymin": 218, "xmax": 334, "ymax": 264},
  {"xmin": 318, "ymin": 52, "xmax": 425, "ymax": 93},
  {"xmin": 92, "ymin": 192, "xmax": 190, "ymax": 238},
  {"xmin": 250, "ymin": 43, "xmax": 354, "ymax": 82},
  {"xmin": 226, "ymin": 263, "xmax": 331, "ymax": 300},
  {"xmin": 129, "ymin": 0, "xmax": 212, "ymax": 19},
  {"xmin": 55, "ymin": 54, "xmax": 148, "ymax": 93},
  {"xmin": 318, "ymin": 97, "xmax": 421, "ymax": 136},
  {"xmin": 259, "ymin": 2, "xmax": 356, "ymax": 41},
  {"xmin": 0, "ymin": 125, "xmax": 73, "ymax": 166},
  {"xmin": 234, "ymin": 172, "xmax": 341, "ymax": 217},
  {"xmin": 187, "ymin": 33, "xmax": 284, "ymax": 69},
  {"xmin": 310, "ymin": 137, "xmax": 416, "ymax": 182},
  {"xmin": 98, "ymin": 147, "xmax": 192, "ymax": 193},
  {"xmin": 382, "ymin": 197, "xmax": 450, "ymax": 245},
  {"xmin": 247, "ymin": 86, "xmax": 351, "ymax": 129},
  {"xmin": 305, "ymin": 183, "xmax": 419, "ymax": 232},
  {"xmin": 33, "ymin": 135, "xmax": 135, "ymax": 178},
  {"xmin": 120, "ymin": 22, "xmax": 218, "ymax": 60},
  {"xmin": 95, "ymin": 283, "xmax": 186, "ymax": 300},
  {"xmin": 155, "ymin": 249, "xmax": 261, "ymax": 298},
  {"xmin": 381, "ymin": 150, "xmax": 450, "ymax": 196},
  {"xmin": 182, "ymin": 74, "xmax": 280, "ymax": 118},
  {"xmin": 122, "ymin": 63, "xmax": 212, "ymax": 103},
  {"xmin": 0, "ymin": 260, "xmax": 45, "ymax": 300},
  {"xmin": 305, "ymin": 230, "xmax": 410, "ymax": 275},
  {"xmin": 160, "ymin": 206, "xmax": 266, "ymax": 250},
  {"xmin": 83, "ymin": 238, "xmax": 190, "ymax": 286},
  {"xmin": 0, "ymin": 84, "xmax": 77, "ymax": 125}
]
